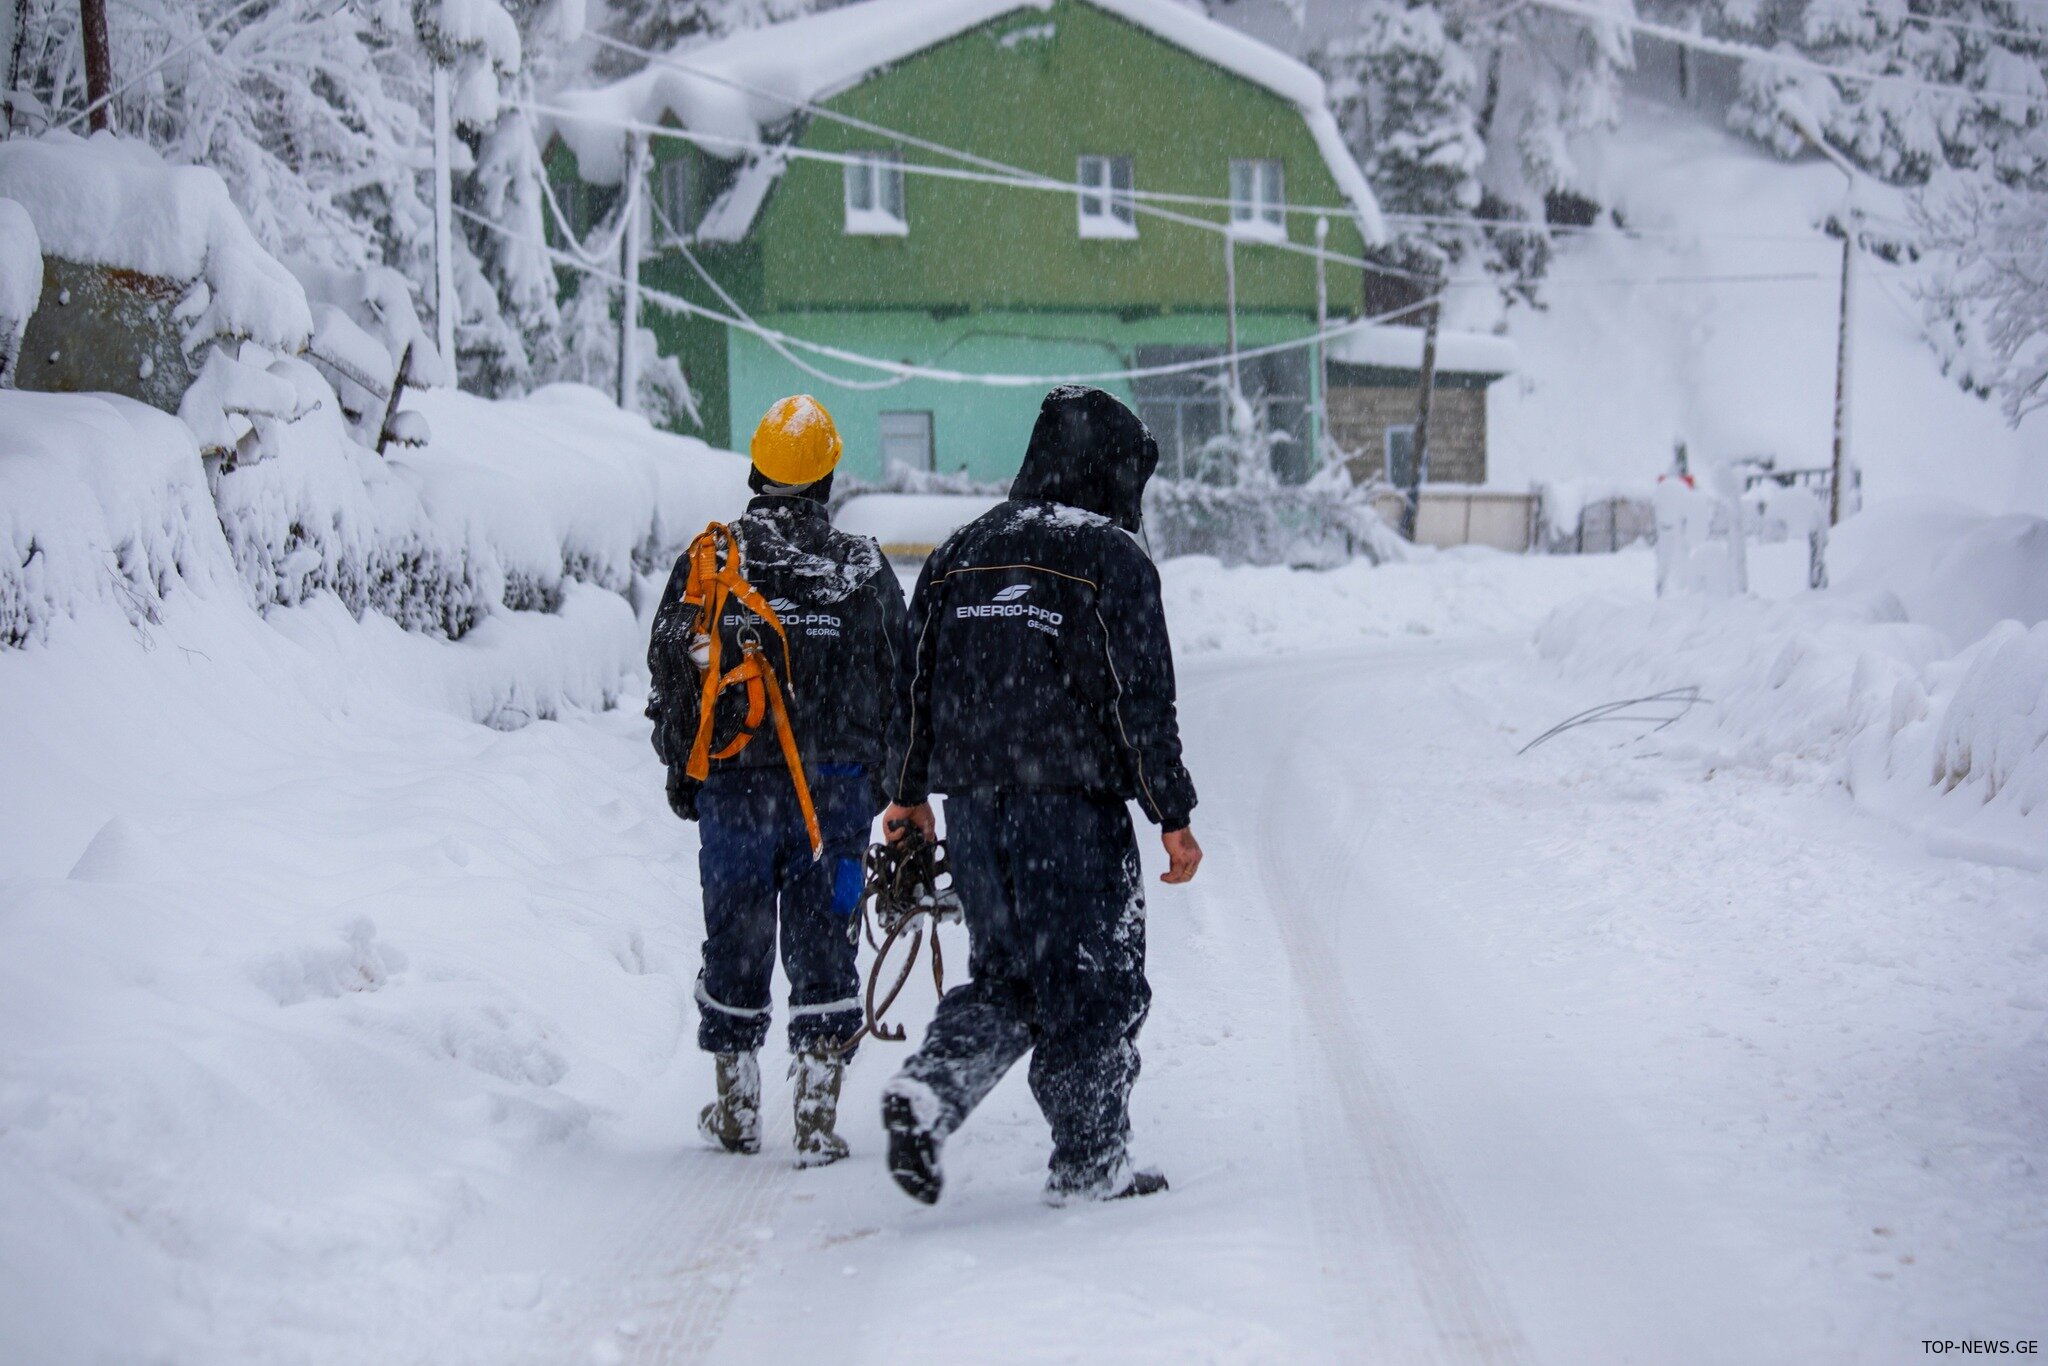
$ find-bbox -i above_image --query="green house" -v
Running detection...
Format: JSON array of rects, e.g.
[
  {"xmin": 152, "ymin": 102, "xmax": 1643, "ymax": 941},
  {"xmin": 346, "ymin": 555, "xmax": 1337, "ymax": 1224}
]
[{"xmin": 543, "ymin": 0, "xmax": 1384, "ymax": 483}]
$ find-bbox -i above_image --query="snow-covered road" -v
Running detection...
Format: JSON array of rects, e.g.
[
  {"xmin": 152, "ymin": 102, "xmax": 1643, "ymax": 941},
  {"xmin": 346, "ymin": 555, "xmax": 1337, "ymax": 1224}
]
[
  {"xmin": 397, "ymin": 634, "xmax": 2037, "ymax": 1366},
  {"xmin": 7, "ymin": 572, "xmax": 2041, "ymax": 1364}
]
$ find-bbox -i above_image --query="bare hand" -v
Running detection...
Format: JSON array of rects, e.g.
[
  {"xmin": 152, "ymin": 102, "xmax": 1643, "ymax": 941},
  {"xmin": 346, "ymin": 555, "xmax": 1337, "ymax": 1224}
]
[
  {"xmin": 883, "ymin": 801, "xmax": 935, "ymax": 844},
  {"xmin": 1160, "ymin": 827, "xmax": 1202, "ymax": 884}
]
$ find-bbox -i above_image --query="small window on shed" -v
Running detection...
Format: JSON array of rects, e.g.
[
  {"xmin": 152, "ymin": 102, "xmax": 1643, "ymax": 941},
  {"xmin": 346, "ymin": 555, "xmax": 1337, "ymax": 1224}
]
[
  {"xmin": 1229, "ymin": 158, "xmax": 1286, "ymax": 239},
  {"xmin": 1385, "ymin": 423, "xmax": 1419, "ymax": 488},
  {"xmin": 844, "ymin": 152, "xmax": 907, "ymax": 236},
  {"xmin": 1077, "ymin": 155, "xmax": 1136, "ymax": 239},
  {"xmin": 656, "ymin": 157, "xmax": 693, "ymax": 239}
]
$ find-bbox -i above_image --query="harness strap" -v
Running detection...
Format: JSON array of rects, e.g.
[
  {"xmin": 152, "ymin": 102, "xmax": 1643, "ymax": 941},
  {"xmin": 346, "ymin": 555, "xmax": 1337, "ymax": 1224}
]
[{"xmin": 679, "ymin": 522, "xmax": 821, "ymax": 860}]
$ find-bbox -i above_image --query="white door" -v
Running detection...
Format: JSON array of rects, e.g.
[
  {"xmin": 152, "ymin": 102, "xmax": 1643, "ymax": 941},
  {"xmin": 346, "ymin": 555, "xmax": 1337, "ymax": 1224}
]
[{"xmin": 879, "ymin": 410, "xmax": 934, "ymax": 473}]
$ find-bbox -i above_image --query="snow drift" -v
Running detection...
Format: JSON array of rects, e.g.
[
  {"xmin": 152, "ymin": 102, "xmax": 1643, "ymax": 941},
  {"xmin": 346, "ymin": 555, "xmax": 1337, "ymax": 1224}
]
[{"xmin": 1535, "ymin": 504, "xmax": 2048, "ymax": 867}]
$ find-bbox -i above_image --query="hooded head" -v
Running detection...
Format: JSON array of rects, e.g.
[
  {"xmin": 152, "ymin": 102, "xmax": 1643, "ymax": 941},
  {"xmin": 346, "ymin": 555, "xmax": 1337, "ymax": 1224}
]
[{"xmin": 1009, "ymin": 386, "xmax": 1159, "ymax": 533}]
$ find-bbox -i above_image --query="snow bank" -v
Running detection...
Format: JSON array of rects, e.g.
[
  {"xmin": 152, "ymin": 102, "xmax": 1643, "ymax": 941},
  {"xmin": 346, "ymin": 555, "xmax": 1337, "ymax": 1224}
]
[
  {"xmin": 1163, "ymin": 544, "xmax": 1649, "ymax": 655},
  {"xmin": 0, "ymin": 132, "xmax": 311, "ymax": 353},
  {"xmin": 1831, "ymin": 501, "xmax": 2048, "ymax": 649},
  {"xmin": 0, "ymin": 392, "xmax": 227, "ymax": 647},
  {"xmin": 1534, "ymin": 507, "xmax": 2048, "ymax": 865},
  {"xmin": 2, "ymin": 376, "xmax": 748, "ymax": 720}
]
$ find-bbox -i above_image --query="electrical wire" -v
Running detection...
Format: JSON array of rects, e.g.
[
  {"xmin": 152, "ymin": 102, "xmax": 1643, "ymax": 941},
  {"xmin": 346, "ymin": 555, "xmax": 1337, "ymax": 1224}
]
[{"xmin": 454, "ymin": 201, "xmax": 1454, "ymax": 387}]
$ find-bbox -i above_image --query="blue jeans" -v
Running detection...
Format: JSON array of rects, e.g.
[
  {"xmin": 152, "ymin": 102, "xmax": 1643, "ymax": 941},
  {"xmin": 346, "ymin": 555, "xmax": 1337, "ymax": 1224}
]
[{"xmin": 694, "ymin": 766, "xmax": 871, "ymax": 1055}]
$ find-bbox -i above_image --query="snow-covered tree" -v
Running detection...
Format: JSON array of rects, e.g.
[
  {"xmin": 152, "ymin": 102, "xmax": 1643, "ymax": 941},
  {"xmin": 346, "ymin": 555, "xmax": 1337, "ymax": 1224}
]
[
  {"xmin": 1318, "ymin": 4, "xmax": 1486, "ymax": 222},
  {"xmin": 594, "ymin": 0, "xmax": 815, "ymax": 73},
  {"xmin": 1915, "ymin": 171, "xmax": 2048, "ymax": 423},
  {"xmin": 1690, "ymin": 0, "xmax": 2048, "ymax": 186}
]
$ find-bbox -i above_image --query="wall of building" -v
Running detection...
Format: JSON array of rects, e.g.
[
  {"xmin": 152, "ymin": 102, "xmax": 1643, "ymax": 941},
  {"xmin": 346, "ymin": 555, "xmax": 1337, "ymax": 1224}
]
[
  {"xmin": 759, "ymin": 0, "xmax": 1370, "ymax": 316},
  {"xmin": 1330, "ymin": 380, "xmax": 1490, "ymax": 485},
  {"xmin": 728, "ymin": 306, "xmax": 1323, "ymax": 482}
]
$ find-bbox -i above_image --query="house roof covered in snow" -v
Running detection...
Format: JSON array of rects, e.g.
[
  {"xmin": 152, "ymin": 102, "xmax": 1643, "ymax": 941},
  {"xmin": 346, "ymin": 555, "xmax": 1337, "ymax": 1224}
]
[
  {"xmin": 1329, "ymin": 325, "xmax": 1516, "ymax": 377},
  {"xmin": 545, "ymin": 0, "xmax": 1382, "ymax": 244}
]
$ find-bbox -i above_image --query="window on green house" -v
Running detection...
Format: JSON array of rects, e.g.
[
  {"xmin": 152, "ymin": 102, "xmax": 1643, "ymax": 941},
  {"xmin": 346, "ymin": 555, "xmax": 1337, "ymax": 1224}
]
[
  {"xmin": 656, "ymin": 157, "xmax": 693, "ymax": 240},
  {"xmin": 1077, "ymin": 155, "xmax": 1136, "ymax": 239},
  {"xmin": 1228, "ymin": 158, "xmax": 1286, "ymax": 240},
  {"xmin": 843, "ymin": 152, "xmax": 907, "ymax": 236},
  {"xmin": 879, "ymin": 410, "xmax": 934, "ymax": 472}
]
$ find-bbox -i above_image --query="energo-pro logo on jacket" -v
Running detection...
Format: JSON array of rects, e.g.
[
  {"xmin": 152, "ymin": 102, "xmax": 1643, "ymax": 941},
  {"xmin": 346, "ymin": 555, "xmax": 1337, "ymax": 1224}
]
[
  {"xmin": 724, "ymin": 596, "xmax": 842, "ymax": 637},
  {"xmin": 956, "ymin": 582, "xmax": 1064, "ymax": 636}
]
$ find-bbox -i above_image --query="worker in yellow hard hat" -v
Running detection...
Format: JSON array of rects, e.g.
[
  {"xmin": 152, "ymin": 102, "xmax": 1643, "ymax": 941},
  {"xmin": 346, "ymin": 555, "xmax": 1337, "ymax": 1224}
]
[{"xmin": 645, "ymin": 395, "xmax": 912, "ymax": 1168}]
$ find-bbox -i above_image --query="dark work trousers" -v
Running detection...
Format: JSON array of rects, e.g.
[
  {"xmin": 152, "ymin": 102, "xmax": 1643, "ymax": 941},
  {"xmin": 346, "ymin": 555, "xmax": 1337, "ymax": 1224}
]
[
  {"xmin": 694, "ymin": 765, "xmax": 870, "ymax": 1056},
  {"xmin": 895, "ymin": 789, "xmax": 1150, "ymax": 1189}
]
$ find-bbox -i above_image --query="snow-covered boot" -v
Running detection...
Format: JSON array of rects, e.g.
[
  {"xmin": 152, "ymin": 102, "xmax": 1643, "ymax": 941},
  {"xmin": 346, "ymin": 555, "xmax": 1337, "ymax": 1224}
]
[
  {"xmin": 698, "ymin": 1051, "xmax": 761, "ymax": 1155},
  {"xmin": 1043, "ymin": 1159, "xmax": 1168, "ymax": 1207},
  {"xmin": 881, "ymin": 1080, "xmax": 944, "ymax": 1205},
  {"xmin": 791, "ymin": 1049, "xmax": 850, "ymax": 1169}
]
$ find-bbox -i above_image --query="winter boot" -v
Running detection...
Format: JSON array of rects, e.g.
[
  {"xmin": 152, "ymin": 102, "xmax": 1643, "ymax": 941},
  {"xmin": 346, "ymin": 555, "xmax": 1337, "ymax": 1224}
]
[
  {"xmin": 1043, "ymin": 1160, "xmax": 1168, "ymax": 1207},
  {"xmin": 698, "ymin": 1051, "xmax": 761, "ymax": 1155},
  {"xmin": 791, "ymin": 1048, "xmax": 850, "ymax": 1169},
  {"xmin": 881, "ymin": 1080, "xmax": 944, "ymax": 1205}
]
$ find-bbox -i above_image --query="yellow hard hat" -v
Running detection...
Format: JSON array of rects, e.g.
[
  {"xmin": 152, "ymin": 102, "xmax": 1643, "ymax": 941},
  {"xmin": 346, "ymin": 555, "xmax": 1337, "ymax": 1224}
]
[{"xmin": 750, "ymin": 395, "xmax": 843, "ymax": 487}]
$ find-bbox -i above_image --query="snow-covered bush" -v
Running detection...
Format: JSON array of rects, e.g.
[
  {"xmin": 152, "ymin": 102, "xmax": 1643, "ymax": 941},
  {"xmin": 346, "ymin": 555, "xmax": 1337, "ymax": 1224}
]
[
  {"xmin": 1915, "ymin": 173, "xmax": 2048, "ymax": 425},
  {"xmin": 0, "ymin": 392, "xmax": 229, "ymax": 648}
]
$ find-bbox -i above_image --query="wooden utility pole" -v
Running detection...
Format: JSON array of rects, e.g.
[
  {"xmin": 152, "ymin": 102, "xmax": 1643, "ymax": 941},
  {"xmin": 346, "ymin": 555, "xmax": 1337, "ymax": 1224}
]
[
  {"xmin": 79, "ymin": 0, "xmax": 112, "ymax": 131},
  {"xmin": 1402, "ymin": 297, "xmax": 1441, "ymax": 541}
]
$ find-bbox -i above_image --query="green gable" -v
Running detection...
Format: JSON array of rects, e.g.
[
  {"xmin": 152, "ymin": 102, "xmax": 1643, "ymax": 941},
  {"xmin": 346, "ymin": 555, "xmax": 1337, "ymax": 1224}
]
[{"xmin": 548, "ymin": 0, "xmax": 1381, "ymax": 481}]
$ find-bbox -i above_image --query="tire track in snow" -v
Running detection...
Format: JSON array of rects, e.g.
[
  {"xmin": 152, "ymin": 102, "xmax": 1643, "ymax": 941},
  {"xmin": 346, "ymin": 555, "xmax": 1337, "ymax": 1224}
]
[{"xmin": 1201, "ymin": 651, "xmax": 1529, "ymax": 1364}]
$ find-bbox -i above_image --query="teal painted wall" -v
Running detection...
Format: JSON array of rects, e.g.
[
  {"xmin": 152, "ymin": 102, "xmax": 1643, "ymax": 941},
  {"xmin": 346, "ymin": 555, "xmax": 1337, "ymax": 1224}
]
[{"xmin": 729, "ymin": 308, "xmax": 1323, "ymax": 482}]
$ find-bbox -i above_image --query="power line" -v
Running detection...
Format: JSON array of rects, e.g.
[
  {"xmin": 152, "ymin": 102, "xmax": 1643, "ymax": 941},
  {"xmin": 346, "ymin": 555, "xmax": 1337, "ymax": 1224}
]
[
  {"xmin": 1525, "ymin": 0, "xmax": 2048, "ymax": 109},
  {"xmin": 457, "ymin": 201, "xmax": 1453, "ymax": 388},
  {"xmin": 518, "ymin": 98, "xmax": 1438, "ymax": 284},
  {"xmin": 568, "ymin": 30, "xmax": 1428, "ymax": 279}
]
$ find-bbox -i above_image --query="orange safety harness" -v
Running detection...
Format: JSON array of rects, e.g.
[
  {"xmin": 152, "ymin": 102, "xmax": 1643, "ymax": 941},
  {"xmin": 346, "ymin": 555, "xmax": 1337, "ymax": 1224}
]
[{"xmin": 680, "ymin": 523, "xmax": 822, "ymax": 859}]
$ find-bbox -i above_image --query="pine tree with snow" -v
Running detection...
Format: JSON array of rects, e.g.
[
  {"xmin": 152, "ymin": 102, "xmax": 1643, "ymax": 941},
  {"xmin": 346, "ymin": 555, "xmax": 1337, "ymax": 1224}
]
[
  {"xmin": 1915, "ymin": 171, "xmax": 2048, "ymax": 423},
  {"xmin": 1317, "ymin": 4, "xmax": 1487, "ymax": 223}
]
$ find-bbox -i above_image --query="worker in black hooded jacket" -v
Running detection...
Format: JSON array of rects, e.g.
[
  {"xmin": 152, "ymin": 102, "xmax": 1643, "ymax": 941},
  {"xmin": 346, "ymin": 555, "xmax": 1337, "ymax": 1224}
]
[
  {"xmin": 877, "ymin": 384, "xmax": 1202, "ymax": 1207},
  {"xmin": 647, "ymin": 395, "xmax": 909, "ymax": 1169}
]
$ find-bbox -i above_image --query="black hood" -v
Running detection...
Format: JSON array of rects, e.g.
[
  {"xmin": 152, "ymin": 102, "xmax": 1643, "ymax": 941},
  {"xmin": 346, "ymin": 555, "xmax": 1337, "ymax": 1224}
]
[{"xmin": 1009, "ymin": 386, "xmax": 1158, "ymax": 533}]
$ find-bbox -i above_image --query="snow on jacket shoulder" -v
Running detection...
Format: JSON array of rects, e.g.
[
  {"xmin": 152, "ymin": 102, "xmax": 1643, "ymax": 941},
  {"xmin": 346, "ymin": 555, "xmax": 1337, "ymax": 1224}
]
[
  {"xmin": 647, "ymin": 496, "xmax": 909, "ymax": 791},
  {"xmin": 889, "ymin": 386, "xmax": 1197, "ymax": 830}
]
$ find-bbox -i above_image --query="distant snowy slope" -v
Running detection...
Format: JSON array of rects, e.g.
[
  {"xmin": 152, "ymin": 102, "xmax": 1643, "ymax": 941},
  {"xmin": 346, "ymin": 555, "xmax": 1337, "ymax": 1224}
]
[{"xmin": 1473, "ymin": 100, "xmax": 2043, "ymax": 517}]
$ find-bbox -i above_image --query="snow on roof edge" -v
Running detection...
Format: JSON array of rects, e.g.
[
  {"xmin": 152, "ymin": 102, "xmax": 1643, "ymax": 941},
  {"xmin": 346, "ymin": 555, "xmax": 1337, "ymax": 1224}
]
[
  {"xmin": 545, "ymin": 0, "xmax": 1382, "ymax": 243},
  {"xmin": 1329, "ymin": 326, "xmax": 1517, "ymax": 376}
]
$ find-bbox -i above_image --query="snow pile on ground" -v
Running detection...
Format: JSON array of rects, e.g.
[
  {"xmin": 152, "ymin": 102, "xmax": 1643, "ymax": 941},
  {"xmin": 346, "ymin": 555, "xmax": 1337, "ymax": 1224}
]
[
  {"xmin": 1162, "ymin": 544, "xmax": 1649, "ymax": 655},
  {"xmin": 1534, "ymin": 504, "xmax": 2048, "ymax": 867},
  {"xmin": 0, "ymin": 131, "xmax": 311, "ymax": 352}
]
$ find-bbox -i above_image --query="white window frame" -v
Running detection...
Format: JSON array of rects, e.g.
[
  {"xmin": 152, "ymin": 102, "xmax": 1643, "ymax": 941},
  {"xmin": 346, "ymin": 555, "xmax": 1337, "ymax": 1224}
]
[
  {"xmin": 1076, "ymin": 154, "xmax": 1137, "ymax": 240},
  {"xmin": 656, "ymin": 156, "xmax": 692, "ymax": 240},
  {"xmin": 1228, "ymin": 158, "xmax": 1286, "ymax": 241},
  {"xmin": 843, "ymin": 151, "xmax": 908, "ymax": 236}
]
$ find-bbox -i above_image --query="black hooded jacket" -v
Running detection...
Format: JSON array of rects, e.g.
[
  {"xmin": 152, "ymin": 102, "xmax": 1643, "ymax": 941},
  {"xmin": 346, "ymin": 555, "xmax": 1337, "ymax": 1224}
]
[
  {"xmin": 647, "ymin": 495, "xmax": 910, "ymax": 805},
  {"xmin": 887, "ymin": 386, "xmax": 1197, "ymax": 830}
]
